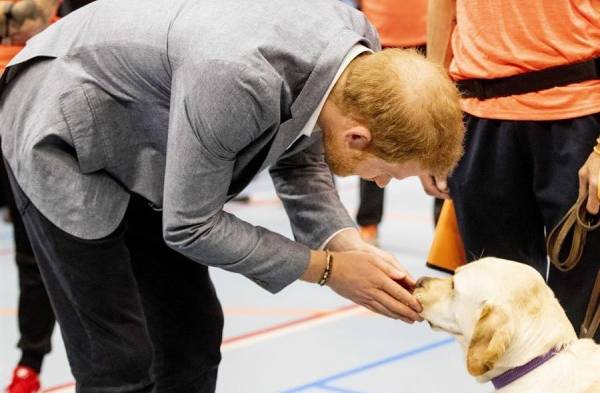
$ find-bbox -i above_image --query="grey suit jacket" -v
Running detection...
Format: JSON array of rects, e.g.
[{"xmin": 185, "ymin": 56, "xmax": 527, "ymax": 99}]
[{"xmin": 0, "ymin": 0, "xmax": 380, "ymax": 292}]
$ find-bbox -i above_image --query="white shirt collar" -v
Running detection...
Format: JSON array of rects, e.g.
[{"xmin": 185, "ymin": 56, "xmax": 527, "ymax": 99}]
[{"xmin": 289, "ymin": 44, "xmax": 372, "ymax": 148}]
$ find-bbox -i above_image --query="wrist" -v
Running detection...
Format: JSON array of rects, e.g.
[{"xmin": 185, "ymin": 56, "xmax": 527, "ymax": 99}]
[
  {"xmin": 301, "ymin": 250, "xmax": 327, "ymax": 283},
  {"xmin": 317, "ymin": 250, "xmax": 333, "ymax": 286},
  {"xmin": 324, "ymin": 228, "xmax": 362, "ymax": 251}
]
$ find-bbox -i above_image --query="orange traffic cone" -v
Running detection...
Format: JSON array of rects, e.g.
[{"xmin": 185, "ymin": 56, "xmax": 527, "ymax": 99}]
[{"xmin": 426, "ymin": 199, "xmax": 466, "ymax": 273}]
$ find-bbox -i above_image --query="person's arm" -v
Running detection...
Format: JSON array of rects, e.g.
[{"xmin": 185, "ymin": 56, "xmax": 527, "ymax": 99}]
[
  {"xmin": 426, "ymin": 0, "xmax": 456, "ymax": 69},
  {"xmin": 269, "ymin": 140, "xmax": 417, "ymax": 278},
  {"xmin": 163, "ymin": 61, "xmax": 421, "ymax": 320},
  {"xmin": 269, "ymin": 138, "xmax": 356, "ymax": 250},
  {"xmin": 162, "ymin": 61, "xmax": 311, "ymax": 293},
  {"xmin": 269, "ymin": 140, "xmax": 420, "ymax": 321},
  {"xmin": 0, "ymin": 0, "xmax": 60, "ymax": 44},
  {"xmin": 419, "ymin": 0, "xmax": 457, "ymax": 198}
]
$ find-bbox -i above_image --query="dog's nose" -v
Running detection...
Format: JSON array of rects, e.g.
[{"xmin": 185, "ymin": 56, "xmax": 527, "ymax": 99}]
[{"xmin": 416, "ymin": 277, "xmax": 432, "ymax": 288}]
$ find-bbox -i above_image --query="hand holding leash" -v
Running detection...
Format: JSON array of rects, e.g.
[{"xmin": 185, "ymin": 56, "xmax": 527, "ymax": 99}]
[
  {"xmin": 547, "ymin": 192, "xmax": 600, "ymax": 338},
  {"xmin": 578, "ymin": 136, "xmax": 600, "ymax": 214}
]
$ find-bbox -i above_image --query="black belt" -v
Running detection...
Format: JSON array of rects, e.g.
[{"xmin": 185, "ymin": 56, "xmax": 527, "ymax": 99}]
[{"xmin": 457, "ymin": 57, "xmax": 600, "ymax": 100}]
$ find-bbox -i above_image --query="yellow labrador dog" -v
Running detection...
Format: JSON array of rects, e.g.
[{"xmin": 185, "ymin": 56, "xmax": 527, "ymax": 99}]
[{"xmin": 414, "ymin": 257, "xmax": 600, "ymax": 393}]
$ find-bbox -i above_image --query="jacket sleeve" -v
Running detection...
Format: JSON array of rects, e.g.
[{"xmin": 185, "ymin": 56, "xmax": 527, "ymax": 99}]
[
  {"xmin": 162, "ymin": 60, "xmax": 309, "ymax": 293},
  {"xmin": 269, "ymin": 136, "xmax": 356, "ymax": 249}
]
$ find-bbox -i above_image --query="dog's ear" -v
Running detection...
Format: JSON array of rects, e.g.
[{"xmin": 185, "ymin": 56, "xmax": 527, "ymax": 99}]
[{"xmin": 467, "ymin": 303, "xmax": 512, "ymax": 376}]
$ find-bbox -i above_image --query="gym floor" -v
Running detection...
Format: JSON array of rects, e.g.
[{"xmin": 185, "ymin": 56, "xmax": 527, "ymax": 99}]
[{"xmin": 0, "ymin": 174, "xmax": 491, "ymax": 393}]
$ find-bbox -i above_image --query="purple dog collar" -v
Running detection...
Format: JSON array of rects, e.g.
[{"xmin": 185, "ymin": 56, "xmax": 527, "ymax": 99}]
[{"xmin": 491, "ymin": 348, "xmax": 561, "ymax": 390}]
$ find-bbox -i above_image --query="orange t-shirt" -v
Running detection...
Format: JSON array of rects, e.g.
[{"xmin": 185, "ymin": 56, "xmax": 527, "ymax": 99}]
[
  {"xmin": 450, "ymin": 0, "xmax": 600, "ymax": 120},
  {"xmin": 361, "ymin": 0, "xmax": 427, "ymax": 47}
]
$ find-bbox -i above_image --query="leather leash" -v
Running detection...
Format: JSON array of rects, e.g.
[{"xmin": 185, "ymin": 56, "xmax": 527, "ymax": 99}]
[{"xmin": 547, "ymin": 194, "xmax": 600, "ymax": 339}]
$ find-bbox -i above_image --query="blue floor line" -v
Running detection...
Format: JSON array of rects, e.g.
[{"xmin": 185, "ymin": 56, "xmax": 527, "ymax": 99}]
[
  {"xmin": 318, "ymin": 384, "xmax": 369, "ymax": 393},
  {"xmin": 280, "ymin": 337, "xmax": 454, "ymax": 393}
]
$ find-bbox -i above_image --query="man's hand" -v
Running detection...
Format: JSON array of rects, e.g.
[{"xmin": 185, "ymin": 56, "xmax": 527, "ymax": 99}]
[
  {"xmin": 302, "ymin": 250, "xmax": 422, "ymax": 322},
  {"xmin": 324, "ymin": 228, "xmax": 416, "ymax": 287},
  {"xmin": 306, "ymin": 229, "xmax": 422, "ymax": 323},
  {"xmin": 578, "ymin": 149, "xmax": 600, "ymax": 214},
  {"xmin": 419, "ymin": 174, "xmax": 450, "ymax": 199},
  {"xmin": 354, "ymin": 241, "xmax": 416, "ymax": 287},
  {"xmin": 427, "ymin": 0, "xmax": 457, "ymax": 69},
  {"xmin": 327, "ymin": 250, "xmax": 422, "ymax": 323}
]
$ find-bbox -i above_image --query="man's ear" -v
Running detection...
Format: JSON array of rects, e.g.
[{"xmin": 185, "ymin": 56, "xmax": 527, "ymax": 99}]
[
  {"xmin": 467, "ymin": 303, "xmax": 513, "ymax": 376},
  {"xmin": 342, "ymin": 126, "xmax": 371, "ymax": 151}
]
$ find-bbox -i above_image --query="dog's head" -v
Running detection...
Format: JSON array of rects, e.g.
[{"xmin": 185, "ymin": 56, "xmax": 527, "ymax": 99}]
[{"xmin": 414, "ymin": 257, "xmax": 577, "ymax": 381}]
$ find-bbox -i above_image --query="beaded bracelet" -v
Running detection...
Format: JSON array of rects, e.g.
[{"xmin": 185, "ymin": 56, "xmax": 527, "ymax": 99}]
[{"xmin": 318, "ymin": 250, "xmax": 333, "ymax": 286}]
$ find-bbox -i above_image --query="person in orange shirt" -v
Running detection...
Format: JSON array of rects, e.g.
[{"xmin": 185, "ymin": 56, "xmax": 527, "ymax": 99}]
[
  {"xmin": 354, "ymin": 0, "xmax": 428, "ymax": 245},
  {"xmin": 426, "ymin": 0, "xmax": 600, "ymax": 341},
  {"xmin": 1, "ymin": 2, "xmax": 63, "ymax": 392}
]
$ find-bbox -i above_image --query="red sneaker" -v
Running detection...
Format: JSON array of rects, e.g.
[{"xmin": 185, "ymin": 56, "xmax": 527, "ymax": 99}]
[{"xmin": 5, "ymin": 366, "xmax": 40, "ymax": 393}]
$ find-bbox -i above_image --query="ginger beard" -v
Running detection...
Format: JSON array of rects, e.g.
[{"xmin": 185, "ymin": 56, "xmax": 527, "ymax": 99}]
[{"xmin": 322, "ymin": 128, "xmax": 367, "ymax": 177}]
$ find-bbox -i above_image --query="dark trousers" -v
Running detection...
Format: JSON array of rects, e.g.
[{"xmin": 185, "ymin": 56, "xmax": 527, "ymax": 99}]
[
  {"xmin": 357, "ymin": 180, "xmax": 384, "ymax": 226},
  {"xmin": 356, "ymin": 175, "xmax": 444, "ymax": 227},
  {"xmin": 7, "ymin": 169, "xmax": 224, "ymax": 393},
  {"xmin": 449, "ymin": 113, "xmax": 600, "ymax": 341},
  {"xmin": 0, "ymin": 159, "xmax": 55, "ymax": 373}
]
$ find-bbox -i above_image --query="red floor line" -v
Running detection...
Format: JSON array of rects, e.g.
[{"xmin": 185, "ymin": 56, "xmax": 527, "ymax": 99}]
[{"xmin": 43, "ymin": 382, "xmax": 75, "ymax": 392}]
